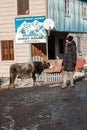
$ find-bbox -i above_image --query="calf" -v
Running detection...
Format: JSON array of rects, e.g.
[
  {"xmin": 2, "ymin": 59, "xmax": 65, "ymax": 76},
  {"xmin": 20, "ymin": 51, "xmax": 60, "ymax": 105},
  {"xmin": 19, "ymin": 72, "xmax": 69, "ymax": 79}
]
[{"xmin": 9, "ymin": 61, "xmax": 50, "ymax": 88}]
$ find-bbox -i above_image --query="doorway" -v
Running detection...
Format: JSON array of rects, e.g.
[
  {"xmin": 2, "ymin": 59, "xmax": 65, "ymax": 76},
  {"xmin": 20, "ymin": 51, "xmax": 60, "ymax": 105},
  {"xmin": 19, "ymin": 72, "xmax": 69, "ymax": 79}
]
[
  {"xmin": 48, "ymin": 35, "xmax": 55, "ymax": 59},
  {"xmin": 32, "ymin": 43, "xmax": 47, "ymax": 59},
  {"xmin": 48, "ymin": 31, "xmax": 68, "ymax": 59}
]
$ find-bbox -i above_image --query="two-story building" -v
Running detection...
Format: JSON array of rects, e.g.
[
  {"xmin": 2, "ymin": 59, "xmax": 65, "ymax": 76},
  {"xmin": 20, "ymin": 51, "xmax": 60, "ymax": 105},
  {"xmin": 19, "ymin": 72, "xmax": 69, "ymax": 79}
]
[
  {"xmin": 47, "ymin": 0, "xmax": 87, "ymax": 59},
  {"xmin": 0, "ymin": 0, "xmax": 47, "ymax": 77},
  {"xmin": 0, "ymin": 0, "xmax": 87, "ymax": 78}
]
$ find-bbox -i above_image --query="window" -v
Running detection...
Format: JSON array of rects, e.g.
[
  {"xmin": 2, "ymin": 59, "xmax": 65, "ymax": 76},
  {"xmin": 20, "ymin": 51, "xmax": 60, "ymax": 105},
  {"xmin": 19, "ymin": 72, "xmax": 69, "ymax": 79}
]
[
  {"xmin": 82, "ymin": 2, "xmax": 87, "ymax": 18},
  {"xmin": 77, "ymin": 37, "xmax": 81, "ymax": 54},
  {"xmin": 17, "ymin": 0, "xmax": 29, "ymax": 15},
  {"xmin": 65, "ymin": 0, "xmax": 70, "ymax": 16},
  {"xmin": 1, "ymin": 40, "xmax": 14, "ymax": 61}
]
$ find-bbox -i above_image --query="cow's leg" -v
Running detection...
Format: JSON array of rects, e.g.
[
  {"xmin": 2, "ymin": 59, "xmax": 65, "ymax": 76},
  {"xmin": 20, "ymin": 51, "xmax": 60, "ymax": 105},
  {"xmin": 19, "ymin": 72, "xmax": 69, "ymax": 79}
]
[
  {"xmin": 32, "ymin": 71, "xmax": 36, "ymax": 86},
  {"xmin": 33, "ymin": 76, "xmax": 36, "ymax": 86},
  {"xmin": 9, "ymin": 73, "xmax": 17, "ymax": 88}
]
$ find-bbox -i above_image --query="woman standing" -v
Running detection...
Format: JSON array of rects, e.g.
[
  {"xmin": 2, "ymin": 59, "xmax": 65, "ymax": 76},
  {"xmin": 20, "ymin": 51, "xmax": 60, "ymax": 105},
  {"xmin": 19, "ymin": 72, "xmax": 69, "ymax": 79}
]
[{"xmin": 62, "ymin": 35, "xmax": 77, "ymax": 89}]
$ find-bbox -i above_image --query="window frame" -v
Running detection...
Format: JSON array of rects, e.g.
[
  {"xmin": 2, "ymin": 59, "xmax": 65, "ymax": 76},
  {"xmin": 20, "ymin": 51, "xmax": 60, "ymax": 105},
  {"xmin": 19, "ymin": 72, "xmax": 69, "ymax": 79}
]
[
  {"xmin": 65, "ymin": 0, "xmax": 70, "ymax": 17},
  {"xmin": 82, "ymin": 2, "xmax": 87, "ymax": 19},
  {"xmin": 17, "ymin": 0, "xmax": 29, "ymax": 15},
  {"xmin": 1, "ymin": 40, "xmax": 14, "ymax": 61}
]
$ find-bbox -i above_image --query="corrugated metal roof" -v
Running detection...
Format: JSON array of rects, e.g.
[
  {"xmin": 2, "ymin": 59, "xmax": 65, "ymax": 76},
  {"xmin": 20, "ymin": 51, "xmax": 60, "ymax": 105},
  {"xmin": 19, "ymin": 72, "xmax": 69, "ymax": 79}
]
[{"xmin": 48, "ymin": 0, "xmax": 87, "ymax": 32}]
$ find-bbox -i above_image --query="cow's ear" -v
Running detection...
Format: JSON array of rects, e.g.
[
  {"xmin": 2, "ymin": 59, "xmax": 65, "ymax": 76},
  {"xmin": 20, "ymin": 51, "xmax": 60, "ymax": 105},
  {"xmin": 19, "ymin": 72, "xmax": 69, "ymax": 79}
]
[
  {"xmin": 42, "ymin": 60, "xmax": 46, "ymax": 64},
  {"xmin": 42, "ymin": 57, "xmax": 48, "ymax": 62}
]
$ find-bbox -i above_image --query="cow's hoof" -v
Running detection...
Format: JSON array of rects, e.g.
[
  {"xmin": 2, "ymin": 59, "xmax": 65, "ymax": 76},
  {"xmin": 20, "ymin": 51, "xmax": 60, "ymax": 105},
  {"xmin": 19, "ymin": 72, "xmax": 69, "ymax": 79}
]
[
  {"xmin": 8, "ymin": 85, "xmax": 15, "ymax": 89},
  {"xmin": 8, "ymin": 87, "xmax": 12, "ymax": 89}
]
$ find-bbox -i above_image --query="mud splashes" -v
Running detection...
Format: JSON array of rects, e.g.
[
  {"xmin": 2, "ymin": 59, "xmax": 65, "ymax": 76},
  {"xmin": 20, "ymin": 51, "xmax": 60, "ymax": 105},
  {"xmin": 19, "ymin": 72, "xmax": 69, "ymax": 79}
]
[{"xmin": 1, "ymin": 105, "xmax": 15, "ymax": 130}]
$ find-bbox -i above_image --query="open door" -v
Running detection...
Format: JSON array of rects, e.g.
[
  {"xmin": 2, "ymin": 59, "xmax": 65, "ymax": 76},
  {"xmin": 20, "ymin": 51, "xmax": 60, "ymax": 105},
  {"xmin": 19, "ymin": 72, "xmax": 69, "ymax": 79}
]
[{"xmin": 32, "ymin": 43, "xmax": 47, "ymax": 60}]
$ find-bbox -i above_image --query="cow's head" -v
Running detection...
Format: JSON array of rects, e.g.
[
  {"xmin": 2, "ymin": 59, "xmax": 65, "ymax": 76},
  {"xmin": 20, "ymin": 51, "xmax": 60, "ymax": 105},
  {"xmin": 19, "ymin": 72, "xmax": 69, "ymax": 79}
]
[{"xmin": 42, "ymin": 60, "xmax": 51, "ymax": 69}]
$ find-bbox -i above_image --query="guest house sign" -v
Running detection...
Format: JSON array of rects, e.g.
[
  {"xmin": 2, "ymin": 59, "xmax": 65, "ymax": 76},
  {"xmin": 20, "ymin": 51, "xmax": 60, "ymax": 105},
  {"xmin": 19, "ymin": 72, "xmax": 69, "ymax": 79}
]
[{"xmin": 15, "ymin": 16, "xmax": 47, "ymax": 43}]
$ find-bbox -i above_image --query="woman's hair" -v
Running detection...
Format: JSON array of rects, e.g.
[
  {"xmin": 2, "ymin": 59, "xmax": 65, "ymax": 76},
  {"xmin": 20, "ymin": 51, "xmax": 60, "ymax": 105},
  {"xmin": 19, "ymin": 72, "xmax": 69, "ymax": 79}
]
[{"xmin": 66, "ymin": 35, "xmax": 73, "ymax": 42}]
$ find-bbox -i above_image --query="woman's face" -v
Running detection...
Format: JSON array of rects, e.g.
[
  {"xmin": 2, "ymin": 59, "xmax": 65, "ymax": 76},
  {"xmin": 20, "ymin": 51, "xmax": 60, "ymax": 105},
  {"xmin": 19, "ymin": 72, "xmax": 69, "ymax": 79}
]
[{"xmin": 66, "ymin": 39, "xmax": 71, "ymax": 44}]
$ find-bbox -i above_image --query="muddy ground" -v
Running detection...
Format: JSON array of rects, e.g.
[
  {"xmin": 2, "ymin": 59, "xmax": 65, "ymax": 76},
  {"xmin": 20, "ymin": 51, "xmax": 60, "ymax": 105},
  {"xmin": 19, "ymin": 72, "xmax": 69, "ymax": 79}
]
[{"xmin": 0, "ymin": 78, "xmax": 87, "ymax": 130}]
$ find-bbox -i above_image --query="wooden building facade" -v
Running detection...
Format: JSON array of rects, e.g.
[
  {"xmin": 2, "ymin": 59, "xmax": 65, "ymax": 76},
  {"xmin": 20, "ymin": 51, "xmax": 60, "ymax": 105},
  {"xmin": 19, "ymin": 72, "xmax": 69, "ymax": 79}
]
[
  {"xmin": 0, "ymin": 0, "xmax": 47, "ymax": 77},
  {"xmin": 0, "ymin": 0, "xmax": 87, "ymax": 78}
]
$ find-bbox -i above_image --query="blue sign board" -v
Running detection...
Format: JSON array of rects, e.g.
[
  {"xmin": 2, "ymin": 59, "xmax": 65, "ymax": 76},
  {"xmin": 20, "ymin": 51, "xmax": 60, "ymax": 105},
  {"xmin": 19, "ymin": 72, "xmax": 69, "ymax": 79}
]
[{"xmin": 15, "ymin": 16, "xmax": 47, "ymax": 43}]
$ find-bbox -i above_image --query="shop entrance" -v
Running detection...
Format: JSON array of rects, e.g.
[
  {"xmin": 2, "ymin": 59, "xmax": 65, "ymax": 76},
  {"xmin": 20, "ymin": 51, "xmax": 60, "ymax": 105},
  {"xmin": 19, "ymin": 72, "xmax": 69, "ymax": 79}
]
[
  {"xmin": 48, "ymin": 31, "xmax": 68, "ymax": 59},
  {"xmin": 32, "ymin": 32, "xmax": 68, "ymax": 60}
]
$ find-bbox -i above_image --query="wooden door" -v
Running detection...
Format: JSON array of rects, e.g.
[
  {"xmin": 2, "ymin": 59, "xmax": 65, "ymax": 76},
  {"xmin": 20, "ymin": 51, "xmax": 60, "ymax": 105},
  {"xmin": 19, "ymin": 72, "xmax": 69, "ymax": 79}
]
[{"xmin": 32, "ymin": 43, "xmax": 47, "ymax": 59}]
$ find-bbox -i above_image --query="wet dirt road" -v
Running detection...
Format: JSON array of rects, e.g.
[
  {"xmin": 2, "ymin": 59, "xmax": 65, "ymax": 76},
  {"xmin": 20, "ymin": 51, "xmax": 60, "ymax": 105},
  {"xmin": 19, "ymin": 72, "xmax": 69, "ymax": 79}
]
[{"xmin": 0, "ymin": 79, "xmax": 87, "ymax": 130}]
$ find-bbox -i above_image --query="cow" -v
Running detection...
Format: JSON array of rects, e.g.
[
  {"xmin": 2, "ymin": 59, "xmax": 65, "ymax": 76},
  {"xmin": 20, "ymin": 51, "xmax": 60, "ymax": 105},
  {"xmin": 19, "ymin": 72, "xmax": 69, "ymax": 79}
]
[{"xmin": 9, "ymin": 61, "xmax": 51, "ymax": 88}]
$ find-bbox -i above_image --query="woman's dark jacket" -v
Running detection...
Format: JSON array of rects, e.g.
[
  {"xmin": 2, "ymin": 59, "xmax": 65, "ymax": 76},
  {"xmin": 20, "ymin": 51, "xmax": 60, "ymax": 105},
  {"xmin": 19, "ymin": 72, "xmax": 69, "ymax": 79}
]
[{"xmin": 62, "ymin": 40, "xmax": 77, "ymax": 71}]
